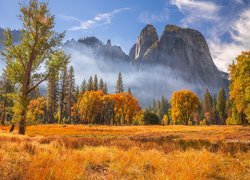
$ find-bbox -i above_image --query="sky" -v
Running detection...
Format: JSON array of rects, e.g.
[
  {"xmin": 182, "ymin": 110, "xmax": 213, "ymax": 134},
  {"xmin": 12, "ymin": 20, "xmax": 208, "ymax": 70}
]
[{"xmin": 0, "ymin": 0, "xmax": 250, "ymax": 72}]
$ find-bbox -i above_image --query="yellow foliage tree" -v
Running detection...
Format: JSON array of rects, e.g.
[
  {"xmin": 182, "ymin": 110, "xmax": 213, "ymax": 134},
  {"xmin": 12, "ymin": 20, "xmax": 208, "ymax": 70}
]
[
  {"xmin": 75, "ymin": 91, "xmax": 141, "ymax": 125},
  {"xmin": 77, "ymin": 91, "xmax": 105, "ymax": 124},
  {"xmin": 171, "ymin": 90, "xmax": 199, "ymax": 125},
  {"xmin": 26, "ymin": 97, "xmax": 46, "ymax": 124},
  {"xmin": 229, "ymin": 51, "xmax": 250, "ymax": 124}
]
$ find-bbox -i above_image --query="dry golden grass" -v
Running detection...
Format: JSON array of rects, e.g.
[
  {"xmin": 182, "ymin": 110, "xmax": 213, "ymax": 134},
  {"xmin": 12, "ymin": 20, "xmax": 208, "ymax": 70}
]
[{"xmin": 0, "ymin": 125, "xmax": 250, "ymax": 179}]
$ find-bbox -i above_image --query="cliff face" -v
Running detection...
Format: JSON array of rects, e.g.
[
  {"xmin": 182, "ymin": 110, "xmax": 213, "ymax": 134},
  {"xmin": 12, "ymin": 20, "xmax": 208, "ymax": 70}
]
[
  {"xmin": 130, "ymin": 24, "xmax": 225, "ymax": 89},
  {"xmin": 130, "ymin": 24, "xmax": 158, "ymax": 62}
]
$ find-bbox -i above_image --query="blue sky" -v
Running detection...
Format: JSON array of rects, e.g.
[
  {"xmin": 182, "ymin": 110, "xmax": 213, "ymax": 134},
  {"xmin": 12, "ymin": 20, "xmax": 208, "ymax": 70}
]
[{"xmin": 0, "ymin": 0, "xmax": 250, "ymax": 71}]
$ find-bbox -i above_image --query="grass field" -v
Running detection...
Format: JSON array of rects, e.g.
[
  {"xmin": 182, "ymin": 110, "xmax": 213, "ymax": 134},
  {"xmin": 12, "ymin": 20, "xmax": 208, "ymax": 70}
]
[{"xmin": 0, "ymin": 125, "xmax": 250, "ymax": 179}]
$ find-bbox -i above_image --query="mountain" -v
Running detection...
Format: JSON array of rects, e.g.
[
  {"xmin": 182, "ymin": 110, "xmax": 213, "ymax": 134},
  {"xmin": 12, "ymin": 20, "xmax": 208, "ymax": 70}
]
[
  {"xmin": 0, "ymin": 25, "xmax": 228, "ymax": 105},
  {"xmin": 129, "ymin": 24, "xmax": 226, "ymax": 89},
  {"xmin": 64, "ymin": 37, "xmax": 129, "ymax": 63}
]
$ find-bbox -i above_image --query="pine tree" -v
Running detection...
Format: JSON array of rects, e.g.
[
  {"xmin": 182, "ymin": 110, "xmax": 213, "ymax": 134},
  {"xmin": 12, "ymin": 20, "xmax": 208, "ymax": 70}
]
[
  {"xmin": 58, "ymin": 66, "xmax": 67, "ymax": 124},
  {"xmin": 115, "ymin": 72, "xmax": 124, "ymax": 93},
  {"xmin": 150, "ymin": 99, "xmax": 157, "ymax": 113},
  {"xmin": 47, "ymin": 68, "xmax": 59, "ymax": 123},
  {"xmin": 0, "ymin": 72, "xmax": 14, "ymax": 125},
  {"xmin": 128, "ymin": 87, "xmax": 132, "ymax": 94},
  {"xmin": 93, "ymin": 74, "xmax": 98, "ymax": 91},
  {"xmin": 202, "ymin": 89, "xmax": 213, "ymax": 124},
  {"xmin": 103, "ymin": 83, "xmax": 108, "ymax": 94},
  {"xmin": 99, "ymin": 78, "xmax": 104, "ymax": 91},
  {"xmin": 216, "ymin": 88, "xmax": 227, "ymax": 124},
  {"xmin": 81, "ymin": 79, "xmax": 87, "ymax": 93},
  {"xmin": 65, "ymin": 66, "xmax": 75, "ymax": 124},
  {"xmin": 87, "ymin": 76, "xmax": 93, "ymax": 91}
]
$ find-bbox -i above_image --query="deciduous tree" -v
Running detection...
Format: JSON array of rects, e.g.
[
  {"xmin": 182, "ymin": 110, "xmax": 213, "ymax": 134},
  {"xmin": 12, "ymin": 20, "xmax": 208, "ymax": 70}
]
[
  {"xmin": 2, "ymin": 0, "xmax": 66, "ymax": 134},
  {"xmin": 229, "ymin": 51, "xmax": 250, "ymax": 124},
  {"xmin": 171, "ymin": 90, "xmax": 199, "ymax": 125}
]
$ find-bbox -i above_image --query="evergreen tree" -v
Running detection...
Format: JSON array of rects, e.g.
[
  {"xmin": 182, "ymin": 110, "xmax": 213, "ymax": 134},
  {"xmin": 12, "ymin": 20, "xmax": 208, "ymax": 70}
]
[
  {"xmin": 202, "ymin": 89, "xmax": 213, "ymax": 124},
  {"xmin": 65, "ymin": 66, "xmax": 75, "ymax": 124},
  {"xmin": 103, "ymin": 83, "xmax": 108, "ymax": 94},
  {"xmin": 203, "ymin": 89, "xmax": 213, "ymax": 112},
  {"xmin": 81, "ymin": 79, "xmax": 87, "ymax": 93},
  {"xmin": 128, "ymin": 87, "xmax": 132, "ymax": 94},
  {"xmin": 151, "ymin": 99, "xmax": 157, "ymax": 113},
  {"xmin": 216, "ymin": 88, "xmax": 227, "ymax": 124},
  {"xmin": 47, "ymin": 68, "xmax": 59, "ymax": 123},
  {"xmin": 87, "ymin": 76, "xmax": 93, "ymax": 91},
  {"xmin": 99, "ymin": 78, "xmax": 104, "ymax": 91},
  {"xmin": 75, "ymin": 86, "xmax": 80, "ymax": 100},
  {"xmin": 115, "ymin": 72, "xmax": 124, "ymax": 93},
  {"xmin": 58, "ymin": 66, "xmax": 68, "ymax": 124},
  {"xmin": 0, "ymin": 72, "xmax": 14, "ymax": 125},
  {"xmin": 93, "ymin": 74, "xmax": 98, "ymax": 91}
]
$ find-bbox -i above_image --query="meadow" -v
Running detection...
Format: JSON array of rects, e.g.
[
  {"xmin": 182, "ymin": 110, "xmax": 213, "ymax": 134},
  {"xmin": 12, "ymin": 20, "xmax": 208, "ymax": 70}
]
[{"xmin": 0, "ymin": 125, "xmax": 250, "ymax": 179}]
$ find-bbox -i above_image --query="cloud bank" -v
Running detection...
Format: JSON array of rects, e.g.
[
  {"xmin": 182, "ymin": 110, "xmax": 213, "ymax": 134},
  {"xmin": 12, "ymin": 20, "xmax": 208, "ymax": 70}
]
[{"xmin": 63, "ymin": 42, "xmax": 213, "ymax": 107}]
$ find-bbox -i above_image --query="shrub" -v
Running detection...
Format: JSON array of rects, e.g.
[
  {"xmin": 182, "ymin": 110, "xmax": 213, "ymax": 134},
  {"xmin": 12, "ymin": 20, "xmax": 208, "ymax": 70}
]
[{"xmin": 143, "ymin": 112, "xmax": 160, "ymax": 125}]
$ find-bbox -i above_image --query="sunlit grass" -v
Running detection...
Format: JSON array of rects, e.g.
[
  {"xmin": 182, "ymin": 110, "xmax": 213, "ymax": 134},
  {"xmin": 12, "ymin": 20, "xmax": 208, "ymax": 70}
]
[{"xmin": 0, "ymin": 125, "xmax": 250, "ymax": 179}]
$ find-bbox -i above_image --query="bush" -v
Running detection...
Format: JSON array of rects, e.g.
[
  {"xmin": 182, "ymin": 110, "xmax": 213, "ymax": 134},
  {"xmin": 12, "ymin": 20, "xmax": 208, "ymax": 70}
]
[
  {"xmin": 226, "ymin": 117, "xmax": 242, "ymax": 125},
  {"xmin": 143, "ymin": 112, "xmax": 160, "ymax": 125}
]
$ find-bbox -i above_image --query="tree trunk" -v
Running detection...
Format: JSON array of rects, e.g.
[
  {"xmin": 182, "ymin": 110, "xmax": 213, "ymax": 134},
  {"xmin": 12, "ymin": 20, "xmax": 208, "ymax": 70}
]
[
  {"xmin": 1, "ymin": 111, "xmax": 5, "ymax": 125},
  {"xmin": 18, "ymin": 109, "xmax": 26, "ymax": 135},
  {"xmin": 1, "ymin": 82, "xmax": 8, "ymax": 126}
]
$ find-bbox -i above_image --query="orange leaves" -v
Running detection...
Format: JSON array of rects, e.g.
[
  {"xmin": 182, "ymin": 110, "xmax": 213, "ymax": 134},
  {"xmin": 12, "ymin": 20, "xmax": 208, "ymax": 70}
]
[
  {"xmin": 27, "ymin": 97, "xmax": 46, "ymax": 123},
  {"xmin": 171, "ymin": 90, "xmax": 199, "ymax": 125},
  {"xmin": 75, "ymin": 91, "xmax": 141, "ymax": 124}
]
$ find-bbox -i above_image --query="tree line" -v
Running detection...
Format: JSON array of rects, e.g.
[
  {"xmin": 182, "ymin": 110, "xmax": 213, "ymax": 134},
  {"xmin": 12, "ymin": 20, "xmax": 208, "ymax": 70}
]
[{"xmin": 0, "ymin": 0, "xmax": 249, "ymax": 135}]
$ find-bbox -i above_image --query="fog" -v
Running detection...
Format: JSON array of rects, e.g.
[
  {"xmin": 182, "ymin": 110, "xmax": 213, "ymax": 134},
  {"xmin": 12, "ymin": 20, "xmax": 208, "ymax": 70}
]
[{"xmin": 63, "ymin": 43, "xmax": 208, "ymax": 107}]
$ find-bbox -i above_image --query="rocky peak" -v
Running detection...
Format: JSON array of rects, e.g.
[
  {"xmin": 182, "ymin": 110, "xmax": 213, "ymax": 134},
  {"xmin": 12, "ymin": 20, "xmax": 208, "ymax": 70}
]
[
  {"xmin": 130, "ymin": 24, "xmax": 226, "ymax": 90},
  {"xmin": 78, "ymin": 36, "xmax": 102, "ymax": 47},
  {"xmin": 134, "ymin": 24, "xmax": 158, "ymax": 61}
]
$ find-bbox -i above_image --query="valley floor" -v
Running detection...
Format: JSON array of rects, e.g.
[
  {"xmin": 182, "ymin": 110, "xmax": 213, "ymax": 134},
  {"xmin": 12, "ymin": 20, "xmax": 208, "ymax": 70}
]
[{"xmin": 0, "ymin": 125, "xmax": 250, "ymax": 179}]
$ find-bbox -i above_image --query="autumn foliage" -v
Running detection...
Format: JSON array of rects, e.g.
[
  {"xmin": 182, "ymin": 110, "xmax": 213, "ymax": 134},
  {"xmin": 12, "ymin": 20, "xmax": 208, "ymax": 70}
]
[
  {"xmin": 171, "ymin": 90, "xmax": 199, "ymax": 125},
  {"xmin": 27, "ymin": 97, "xmax": 46, "ymax": 123},
  {"xmin": 75, "ymin": 91, "xmax": 141, "ymax": 124}
]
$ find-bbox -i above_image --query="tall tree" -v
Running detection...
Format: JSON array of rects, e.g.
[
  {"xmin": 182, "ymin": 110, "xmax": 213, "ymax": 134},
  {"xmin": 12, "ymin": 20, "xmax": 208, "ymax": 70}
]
[
  {"xmin": 87, "ymin": 76, "xmax": 93, "ymax": 91},
  {"xmin": 115, "ymin": 72, "xmax": 124, "ymax": 93},
  {"xmin": 229, "ymin": 51, "xmax": 250, "ymax": 125},
  {"xmin": 2, "ymin": 0, "xmax": 66, "ymax": 134},
  {"xmin": 80, "ymin": 79, "xmax": 87, "ymax": 93},
  {"xmin": 47, "ymin": 66, "xmax": 59, "ymax": 123},
  {"xmin": 65, "ymin": 66, "xmax": 75, "ymax": 124},
  {"xmin": 202, "ymin": 89, "xmax": 213, "ymax": 124},
  {"xmin": 128, "ymin": 87, "xmax": 132, "ymax": 94},
  {"xmin": 103, "ymin": 83, "xmax": 108, "ymax": 94},
  {"xmin": 99, "ymin": 78, "xmax": 104, "ymax": 91},
  {"xmin": 0, "ymin": 72, "xmax": 14, "ymax": 125},
  {"xmin": 216, "ymin": 88, "xmax": 227, "ymax": 124},
  {"xmin": 93, "ymin": 74, "xmax": 98, "ymax": 91},
  {"xmin": 58, "ymin": 66, "xmax": 68, "ymax": 124}
]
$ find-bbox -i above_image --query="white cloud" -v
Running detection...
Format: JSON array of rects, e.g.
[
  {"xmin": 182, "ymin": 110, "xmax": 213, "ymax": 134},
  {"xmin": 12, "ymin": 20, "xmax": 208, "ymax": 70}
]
[
  {"xmin": 170, "ymin": 0, "xmax": 221, "ymax": 26},
  {"xmin": 68, "ymin": 8, "xmax": 131, "ymax": 31},
  {"xmin": 209, "ymin": 8, "xmax": 250, "ymax": 71},
  {"xmin": 170, "ymin": 0, "xmax": 250, "ymax": 71}
]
